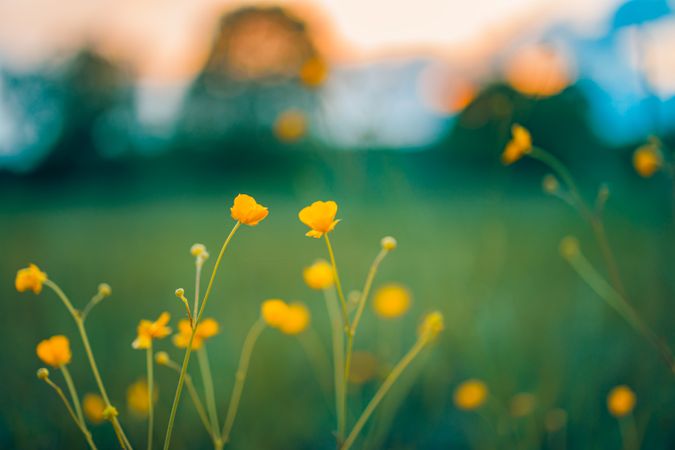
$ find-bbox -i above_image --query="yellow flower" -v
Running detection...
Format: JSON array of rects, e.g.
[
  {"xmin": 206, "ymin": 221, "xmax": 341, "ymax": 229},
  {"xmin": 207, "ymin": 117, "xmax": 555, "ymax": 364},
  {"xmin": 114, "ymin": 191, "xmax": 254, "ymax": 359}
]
[
  {"xmin": 83, "ymin": 393, "xmax": 106, "ymax": 424},
  {"xmin": 303, "ymin": 260, "xmax": 334, "ymax": 290},
  {"xmin": 261, "ymin": 299, "xmax": 289, "ymax": 327},
  {"xmin": 15, "ymin": 264, "xmax": 47, "ymax": 294},
  {"xmin": 299, "ymin": 57, "xmax": 328, "ymax": 87},
  {"xmin": 230, "ymin": 194, "xmax": 269, "ymax": 226},
  {"xmin": 36, "ymin": 335, "xmax": 72, "ymax": 367},
  {"xmin": 633, "ymin": 143, "xmax": 662, "ymax": 178},
  {"xmin": 279, "ymin": 303, "xmax": 310, "ymax": 335},
  {"xmin": 454, "ymin": 379, "xmax": 488, "ymax": 410},
  {"xmin": 274, "ymin": 110, "xmax": 307, "ymax": 142},
  {"xmin": 373, "ymin": 284, "xmax": 411, "ymax": 319},
  {"xmin": 298, "ymin": 200, "xmax": 340, "ymax": 238},
  {"xmin": 127, "ymin": 380, "xmax": 157, "ymax": 417},
  {"xmin": 501, "ymin": 124, "xmax": 532, "ymax": 165},
  {"xmin": 132, "ymin": 312, "xmax": 171, "ymax": 349},
  {"xmin": 607, "ymin": 385, "xmax": 636, "ymax": 417},
  {"xmin": 173, "ymin": 318, "xmax": 219, "ymax": 350},
  {"xmin": 418, "ymin": 311, "xmax": 444, "ymax": 341}
]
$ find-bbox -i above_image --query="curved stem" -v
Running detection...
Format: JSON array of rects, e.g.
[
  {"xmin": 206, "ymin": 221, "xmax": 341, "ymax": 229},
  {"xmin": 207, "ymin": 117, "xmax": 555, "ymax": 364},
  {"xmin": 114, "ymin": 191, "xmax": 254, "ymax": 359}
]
[
  {"xmin": 324, "ymin": 288, "xmax": 346, "ymax": 443},
  {"xmin": 198, "ymin": 347, "xmax": 220, "ymax": 439},
  {"xmin": 81, "ymin": 291, "xmax": 105, "ymax": 322},
  {"xmin": 43, "ymin": 376, "xmax": 98, "ymax": 450},
  {"xmin": 565, "ymin": 250, "xmax": 675, "ymax": 374},
  {"xmin": 161, "ymin": 360, "xmax": 214, "ymax": 437},
  {"xmin": 146, "ymin": 344, "xmax": 154, "ymax": 450},
  {"xmin": 221, "ymin": 318, "xmax": 266, "ymax": 444},
  {"xmin": 61, "ymin": 365, "xmax": 85, "ymax": 428},
  {"xmin": 324, "ymin": 234, "xmax": 350, "ymax": 330},
  {"xmin": 45, "ymin": 279, "xmax": 132, "ymax": 449},
  {"xmin": 163, "ymin": 222, "xmax": 240, "ymax": 450},
  {"xmin": 341, "ymin": 338, "xmax": 427, "ymax": 450}
]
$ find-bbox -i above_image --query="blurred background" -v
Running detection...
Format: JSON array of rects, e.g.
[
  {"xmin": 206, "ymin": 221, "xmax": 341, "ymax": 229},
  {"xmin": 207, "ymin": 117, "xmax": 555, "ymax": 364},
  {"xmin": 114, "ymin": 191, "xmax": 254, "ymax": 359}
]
[{"xmin": 1, "ymin": 0, "xmax": 674, "ymax": 448}]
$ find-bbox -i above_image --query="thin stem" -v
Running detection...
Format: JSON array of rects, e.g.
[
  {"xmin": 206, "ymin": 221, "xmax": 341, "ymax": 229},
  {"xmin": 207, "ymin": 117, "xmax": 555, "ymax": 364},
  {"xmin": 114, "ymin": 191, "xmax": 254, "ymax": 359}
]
[
  {"xmin": 163, "ymin": 222, "xmax": 240, "ymax": 450},
  {"xmin": 45, "ymin": 280, "xmax": 132, "ymax": 449},
  {"xmin": 81, "ymin": 291, "xmax": 105, "ymax": 322},
  {"xmin": 194, "ymin": 259, "xmax": 203, "ymax": 322},
  {"xmin": 161, "ymin": 360, "xmax": 213, "ymax": 437},
  {"xmin": 61, "ymin": 365, "xmax": 86, "ymax": 428},
  {"xmin": 146, "ymin": 344, "xmax": 154, "ymax": 450},
  {"xmin": 344, "ymin": 248, "xmax": 389, "ymax": 402},
  {"xmin": 565, "ymin": 250, "xmax": 675, "ymax": 374},
  {"xmin": 221, "ymin": 318, "xmax": 266, "ymax": 444},
  {"xmin": 618, "ymin": 414, "xmax": 639, "ymax": 450},
  {"xmin": 198, "ymin": 347, "xmax": 221, "ymax": 439},
  {"xmin": 324, "ymin": 288, "xmax": 346, "ymax": 442},
  {"xmin": 324, "ymin": 234, "xmax": 350, "ymax": 330},
  {"xmin": 341, "ymin": 338, "xmax": 427, "ymax": 450},
  {"xmin": 43, "ymin": 376, "xmax": 98, "ymax": 450},
  {"xmin": 530, "ymin": 148, "xmax": 626, "ymax": 297}
]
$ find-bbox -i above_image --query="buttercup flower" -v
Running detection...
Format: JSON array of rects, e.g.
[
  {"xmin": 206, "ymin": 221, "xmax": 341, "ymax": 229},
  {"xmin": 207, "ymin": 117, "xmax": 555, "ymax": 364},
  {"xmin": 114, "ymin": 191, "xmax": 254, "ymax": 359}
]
[
  {"xmin": 454, "ymin": 379, "xmax": 488, "ymax": 410},
  {"xmin": 501, "ymin": 124, "xmax": 532, "ymax": 165},
  {"xmin": 303, "ymin": 260, "xmax": 334, "ymax": 290},
  {"xmin": 607, "ymin": 385, "xmax": 636, "ymax": 417},
  {"xmin": 83, "ymin": 393, "xmax": 106, "ymax": 424},
  {"xmin": 15, "ymin": 264, "xmax": 47, "ymax": 294},
  {"xmin": 127, "ymin": 380, "xmax": 157, "ymax": 417},
  {"xmin": 173, "ymin": 318, "xmax": 219, "ymax": 350},
  {"xmin": 298, "ymin": 200, "xmax": 340, "ymax": 238},
  {"xmin": 132, "ymin": 312, "xmax": 172, "ymax": 349},
  {"xmin": 373, "ymin": 284, "xmax": 411, "ymax": 319},
  {"xmin": 230, "ymin": 194, "xmax": 269, "ymax": 226},
  {"xmin": 279, "ymin": 303, "xmax": 310, "ymax": 335},
  {"xmin": 418, "ymin": 311, "xmax": 444, "ymax": 341},
  {"xmin": 633, "ymin": 143, "xmax": 662, "ymax": 178},
  {"xmin": 261, "ymin": 299, "xmax": 289, "ymax": 327},
  {"xmin": 36, "ymin": 335, "xmax": 72, "ymax": 367}
]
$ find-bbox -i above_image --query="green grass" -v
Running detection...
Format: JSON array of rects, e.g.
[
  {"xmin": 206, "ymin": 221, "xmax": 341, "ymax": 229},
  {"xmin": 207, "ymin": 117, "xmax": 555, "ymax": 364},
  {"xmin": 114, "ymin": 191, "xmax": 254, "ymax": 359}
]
[{"xmin": 1, "ymin": 180, "xmax": 673, "ymax": 449}]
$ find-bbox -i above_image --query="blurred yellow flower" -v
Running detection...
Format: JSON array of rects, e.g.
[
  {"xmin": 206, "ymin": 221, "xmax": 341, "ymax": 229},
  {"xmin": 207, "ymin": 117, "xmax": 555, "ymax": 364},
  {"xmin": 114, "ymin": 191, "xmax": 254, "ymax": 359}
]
[
  {"xmin": 545, "ymin": 408, "xmax": 567, "ymax": 432},
  {"xmin": 633, "ymin": 143, "xmax": 662, "ymax": 178},
  {"xmin": 15, "ymin": 264, "xmax": 47, "ymax": 294},
  {"xmin": 607, "ymin": 385, "xmax": 636, "ymax": 417},
  {"xmin": 418, "ymin": 311, "xmax": 444, "ymax": 341},
  {"xmin": 542, "ymin": 174, "xmax": 559, "ymax": 194},
  {"xmin": 83, "ymin": 393, "xmax": 106, "ymax": 424},
  {"xmin": 274, "ymin": 110, "xmax": 307, "ymax": 142},
  {"xmin": 454, "ymin": 379, "xmax": 488, "ymax": 410},
  {"xmin": 559, "ymin": 236, "xmax": 580, "ymax": 259},
  {"xmin": 299, "ymin": 57, "xmax": 328, "ymax": 87},
  {"xmin": 373, "ymin": 284, "xmax": 411, "ymax": 319},
  {"xmin": 261, "ymin": 299, "xmax": 289, "ymax": 327},
  {"xmin": 127, "ymin": 380, "xmax": 158, "ymax": 417},
  {"xmin": 132, "ymin": 312, "xmax": 171, "ymax": 349},
  {"xmin": 510, "ymin": 392, "xmax": 537, "ymax": 417},
  {"xmin": 173, "ymin": 318, "xmax": 219, "ymax": 350},
  {"xmin": 303, "ymin": 260, "xmax": 334, "ymax": 290},
  {"xmin": 501, "ymin": 124, "xmax": 532, "ymax": 165},
  {"xmin": 348, "ymin": 351, "xmax": 379, "ymax": 384},
  {"xmin": 36, "ymin": 335, "xmax": 72, "ymax": 367},
  {"xmin": 230, "ymin": 194, "xmax": 269, "ymax": 226},
  {"xmin": 298, "ymin": 200, "xmax": 340, "ymax": 238},
  {"xmin": 279, "ymin": 303, "xmax": 310, "ymax": 335}
]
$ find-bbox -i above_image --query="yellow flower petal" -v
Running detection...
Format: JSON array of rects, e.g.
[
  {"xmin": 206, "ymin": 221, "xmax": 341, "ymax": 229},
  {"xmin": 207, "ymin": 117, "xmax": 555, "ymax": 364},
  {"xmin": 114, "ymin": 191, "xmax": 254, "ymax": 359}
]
[
  {"xmin": 16, "ymin": 264, "xmax": 47, "ymax": 294},
  {"xmin": 230, "ymin": 194, "xmax": 269, "ymax": 226},
  {"xmin": 36, "ymin": 335, "xmax": 72, "ymax": 367}
]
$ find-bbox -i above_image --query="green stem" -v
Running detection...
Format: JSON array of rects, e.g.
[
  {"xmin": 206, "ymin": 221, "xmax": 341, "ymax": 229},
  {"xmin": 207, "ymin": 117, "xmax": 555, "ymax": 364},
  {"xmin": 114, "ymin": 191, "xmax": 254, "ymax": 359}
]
[
  {"xmin": 324, "ymin": 288, "xmax": 346, "ymax": 443},
  {"xmin": 162, "ymin": 360, "xmax": 214, "ymax": 437},
  {"xmin": 341, "ymin": 338, "xmax": 427, "ymax": 450},
  {"xmin": 198, "ymin": 347, "xmax": 221, "ymax": 439},
  {"xmin": 163, "ymin": 222, "xmax": 240, "ymax": 450},
  {"xmin": 565, "ymin": 251, "xmax": 675, "ymax": 374},
  {"xmin": 81, "ymin": 291, "xmax": 105, "ymax": 321},
  {"xmin": 45, "ymin": 279, "xmax": 132, "ymax": 449},
  {"xmin": 344, "ymin": 248, "xmax": 389, "ymax": 403},
  {"xmin": 618, "ymin": 414, "xmax": 639, "ymax": 450},
  {"xmin": 221, "ymin": 318, "xmax": 266, "ymax": 444},
  {"xmin": 43, "ymin": 376, "xmax": 98, "ymax": 450},
  {"xmin": 61, "ymin": 365, "xmax": 86, "ymax": 428},
  {"xmin": 147, "ymin": 344, "xmax": 154, "ymax": 450},
  {"xmin": 324, "ymin": 234, "xmax": 350, "ymax": 330}
]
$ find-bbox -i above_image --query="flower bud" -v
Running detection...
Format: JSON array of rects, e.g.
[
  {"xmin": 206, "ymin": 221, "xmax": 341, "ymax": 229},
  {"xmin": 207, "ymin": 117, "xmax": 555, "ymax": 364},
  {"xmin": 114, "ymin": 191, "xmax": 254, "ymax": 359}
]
[
  {"xmin": 102, "ymin": 405, "xmax": 119, "ymax": 420},
  {"xmin": 542, "ymin": 175, "xmax": 559, "ymax": 194},
  {"xmin": 381, "ymin": 236, "xmax": 397, "ymax": 251},
  {"xmin": 98, "ymin": 283, "xmax": 112, "ymax": 297},
  {"xmin": 37, "ymin": 368, "xmax": 49, "ymax": 380},
  {"xmin": 155, "ymin": 351, "xmax": 170, "ymax": 366},
  {"xmin": 190, "ymin": 244, "xmax": 207, "ymax": 258},
  {"xmin": 559, "ymin": 236, "xmax": 579, "ymax": 259},
  {"xmin": 175, "ymin": 288, "xmax": 185, "ymax": 298}
]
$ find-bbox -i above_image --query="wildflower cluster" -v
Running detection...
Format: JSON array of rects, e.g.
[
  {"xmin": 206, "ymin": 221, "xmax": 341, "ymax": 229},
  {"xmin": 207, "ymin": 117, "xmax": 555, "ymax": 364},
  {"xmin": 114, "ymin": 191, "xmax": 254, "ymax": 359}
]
[{"xmin": 16, "ymin": 193, "xmax": 443, "ymax": 450}]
